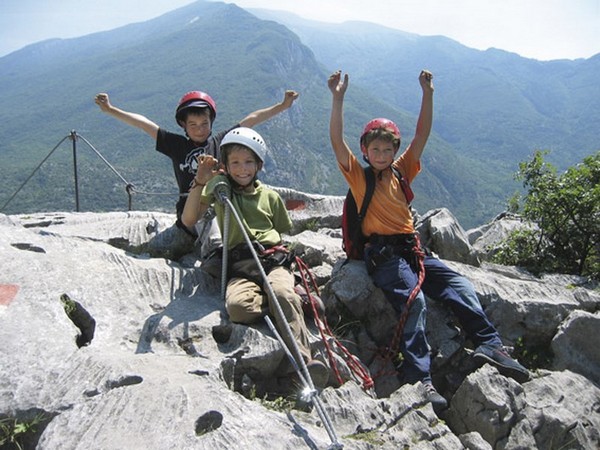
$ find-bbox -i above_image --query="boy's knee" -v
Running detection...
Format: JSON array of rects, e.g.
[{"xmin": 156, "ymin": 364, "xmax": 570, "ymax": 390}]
[
  {"xmin": 406, "ymin": 293, "xmax": 426, "ymax": 315},
  {"xmin": 454, "ymin": 275, "xmax": 475, "ymax": 291},
  {"xmin": 226, "ymin": 302, "xmax": 262, "ymax": 324},
  {"xmin": 268, "ymin": 278, "xmax": 299, "ymax": 303},
  {"xmin": 450, "ymin": 276, "xmax": 483, "ymax": 310},
  {"xmin": 405, "ymin": 293, "xmax": 427, "ymax": 331}
]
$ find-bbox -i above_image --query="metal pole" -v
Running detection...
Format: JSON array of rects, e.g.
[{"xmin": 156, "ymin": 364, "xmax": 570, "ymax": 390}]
[
  {"xmin": 70, "ymin": 130, "xmax": 80, "ymax": 212},
  {"xmin": 220, "ymin": 206, "xmax": 230, "ymax": 303},
  {"xmin": 126, "ymin": 184, "xmax": 133, "ymax": 211}
]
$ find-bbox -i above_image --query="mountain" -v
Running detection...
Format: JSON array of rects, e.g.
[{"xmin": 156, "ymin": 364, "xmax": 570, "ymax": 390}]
[
  {"xmin": 0, "ymin": 1, "xmax": 598, "ymax": 228},
  {"xmin": 254, "ymin": 9, "xmax": 600, "ymax": 166},
  {"xmin": 249, "ymin": 9, "xmax": 600, "ymax": 224},
  {"xmin": 0, "ymin": 1, "xmax": 408, "ymax": 218}
]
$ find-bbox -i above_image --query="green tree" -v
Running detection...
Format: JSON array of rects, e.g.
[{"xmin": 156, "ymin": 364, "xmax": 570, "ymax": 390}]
[{"xmin": 494, "ymin": 150, "xmax": 600, "ymax": 280}]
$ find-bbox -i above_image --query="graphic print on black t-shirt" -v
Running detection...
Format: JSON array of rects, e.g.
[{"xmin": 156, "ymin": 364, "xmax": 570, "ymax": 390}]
[{"xmin": 180, "ymin": 146, "xmax": 208, "ymax": 189}]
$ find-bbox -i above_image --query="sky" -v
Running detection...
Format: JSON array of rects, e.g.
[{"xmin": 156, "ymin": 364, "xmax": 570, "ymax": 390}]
[{"xmin": 0, "ymin": 0, "xmax": 598, "ymax": 61}]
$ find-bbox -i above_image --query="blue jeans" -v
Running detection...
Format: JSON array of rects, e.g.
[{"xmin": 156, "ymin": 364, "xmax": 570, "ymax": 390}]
[{"xmin": 365, "ymin": 244, "xmax": 502, "ymax": 384}]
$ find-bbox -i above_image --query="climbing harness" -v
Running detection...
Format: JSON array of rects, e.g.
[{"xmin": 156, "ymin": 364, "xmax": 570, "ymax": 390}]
[{"xmin": 214, "ymin": 182, "xmax": 343, "ymax": 449}]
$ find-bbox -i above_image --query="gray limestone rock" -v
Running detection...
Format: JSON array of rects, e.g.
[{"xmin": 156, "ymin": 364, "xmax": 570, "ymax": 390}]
[{"xmin": 1, "ymin": 205, "xmax": 599, "ymax": 450}]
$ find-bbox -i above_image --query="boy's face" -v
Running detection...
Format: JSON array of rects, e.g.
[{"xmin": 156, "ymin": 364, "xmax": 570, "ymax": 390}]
[
  {"xmin": 366, "ymin": 138, "xmax": 396, "ymax": 170},
  {"xmin": 184, "ymin": 111, "xmax": 212, "ymax": 144},
  {"xmin": 226, "ymin": 147, "xmax": 260, "ymax": 187}
]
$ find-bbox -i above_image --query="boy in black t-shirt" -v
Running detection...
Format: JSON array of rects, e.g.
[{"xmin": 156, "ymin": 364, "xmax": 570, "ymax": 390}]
[{"xmin": 94, "ymin": 89, "xmax": 298, "ymax": 262}]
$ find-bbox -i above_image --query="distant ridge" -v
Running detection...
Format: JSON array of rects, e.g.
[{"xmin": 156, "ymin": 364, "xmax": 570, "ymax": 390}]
[{"xmin": 0, "ymin": 0, "xmax": 598, "ymax": 228}]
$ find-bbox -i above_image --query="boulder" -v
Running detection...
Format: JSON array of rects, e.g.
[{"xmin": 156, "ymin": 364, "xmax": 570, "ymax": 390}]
[
  {"xmin": 551, "ymin": 310, "xmax": 600, "ymax": 385},
  {"xmin": 417, "ymin": 207, "xmax": 480, "ymax": 266},
  {"xmin": 446, "ymin": 366, "xmax": 600, "ymax": 449},
  {"xmin": 467, "ymin": 212, "xmax": 537, "ymax": 262}
]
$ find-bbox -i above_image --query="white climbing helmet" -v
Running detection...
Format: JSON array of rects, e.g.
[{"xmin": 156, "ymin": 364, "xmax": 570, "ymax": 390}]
[{"xmin": 220, "ymin": 127, "xmax": 267, "ymax": 164}]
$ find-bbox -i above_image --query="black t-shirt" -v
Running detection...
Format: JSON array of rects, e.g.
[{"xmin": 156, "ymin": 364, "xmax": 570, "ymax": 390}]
[{"xmin": 156, "ymin": 126, "xmax": 237, "ymax": 218}]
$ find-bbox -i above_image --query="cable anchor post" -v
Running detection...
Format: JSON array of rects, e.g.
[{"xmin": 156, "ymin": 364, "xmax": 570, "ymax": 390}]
[
  {"xmin": 125, "ymin": 183, "xmax": 135, "ymax": 211},
  {"xmin": 69, "ymin": 130, "xmax": 80, "ymax": 212}
]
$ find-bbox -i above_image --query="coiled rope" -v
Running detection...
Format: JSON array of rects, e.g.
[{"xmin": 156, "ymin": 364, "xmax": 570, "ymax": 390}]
[{"xmin": 294, "ymin": 256, "xmax": 375, "ymax": 392}]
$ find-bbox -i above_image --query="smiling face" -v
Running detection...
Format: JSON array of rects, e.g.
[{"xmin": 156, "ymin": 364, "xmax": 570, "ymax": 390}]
[
  {"xmin": 183, "ymin": 110, "xmax": 212, "ymax": 144},
  {"xmin": 224, "ymin": 145, "xmax": 261, "ymax": 188},
  {"xmin": 365, "ymin": 138, "xmax": 396, "ymax": 171}
]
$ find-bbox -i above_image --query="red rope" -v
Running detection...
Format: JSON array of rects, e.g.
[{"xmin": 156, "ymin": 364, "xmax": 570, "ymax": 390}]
[
  {"xmin": 260, "ymin": 244, "xmax": 289, "ymax": 256},
  {"xmin": 295, "ymin": 256, "xmax": 375, "ymax": 391}
]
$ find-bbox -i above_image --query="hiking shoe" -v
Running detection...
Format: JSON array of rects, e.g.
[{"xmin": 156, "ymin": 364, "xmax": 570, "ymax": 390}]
[
  {"xmin": 423, "ymin": 382, "xmax": 448, "ymax": 412},
  {"xmin": 473, "ymin": 344, "xmax": 531, "ymax": 383},
  {"xmin": 306, "ymin": 359, "xmax": 329, "ymax": 390}
]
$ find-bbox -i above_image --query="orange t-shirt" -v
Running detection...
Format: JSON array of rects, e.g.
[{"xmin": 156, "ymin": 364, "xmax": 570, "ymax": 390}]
[{"xmin": 339, "ymin": 151, "xmax": 421, "ymax": 236}]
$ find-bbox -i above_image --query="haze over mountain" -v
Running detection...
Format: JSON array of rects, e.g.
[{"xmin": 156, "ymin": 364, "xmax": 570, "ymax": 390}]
[{"xmin": 0, "ymin": 0, "xmax": 597, "ymax": 228}]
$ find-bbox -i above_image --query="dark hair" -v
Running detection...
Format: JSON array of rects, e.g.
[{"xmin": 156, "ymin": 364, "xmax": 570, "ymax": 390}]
[
  {"xmin": 221, "ymin": 143, "xmax": 261, "ymax": 167},
  {"xmin": 180, "ymin": 107, "xmax": 212, "ymax": 125},
  {"xmin": 360, "ymin": 128, "xmax": 401, "ymax": 152}
]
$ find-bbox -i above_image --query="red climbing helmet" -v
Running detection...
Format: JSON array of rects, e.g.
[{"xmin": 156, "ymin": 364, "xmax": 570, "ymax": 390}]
[
  {"xmin": 175, "ymin": 91, "xmax": 217, "ymax": 127},
  {"xmin": 360, "ymin": 118, "xmax": 401, "ymax": 155}
]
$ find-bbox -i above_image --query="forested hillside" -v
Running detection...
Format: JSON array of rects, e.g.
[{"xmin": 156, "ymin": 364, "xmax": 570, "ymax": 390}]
[{"xmin": 0, "ymin": 0, "xmax": 597, "ymax": 228}]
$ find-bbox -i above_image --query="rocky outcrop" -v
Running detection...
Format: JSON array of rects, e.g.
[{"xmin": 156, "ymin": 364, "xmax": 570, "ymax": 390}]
[
  {"xmin": 1, "ymin": 190, "xmax": 599, "ymax": 449},
  {"xmin": 466, "ymin": 212, "xmax": 537, "ymax": 262}
]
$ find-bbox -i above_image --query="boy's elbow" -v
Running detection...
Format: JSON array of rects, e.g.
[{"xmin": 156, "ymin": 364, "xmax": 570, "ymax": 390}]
[
  {"xmin": 180, "ymin": 215, "xmax": 197, "ymax": 231},
  {"xmin": 239, "ymin": 115, "xmax": 258, "ymax": 128}
]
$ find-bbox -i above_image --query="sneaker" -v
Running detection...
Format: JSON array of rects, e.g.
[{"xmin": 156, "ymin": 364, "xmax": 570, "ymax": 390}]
[
  {"xmin": 423, "ymin": 382, "xmax": 448, "ymax": 411},
  {"xmin": 473, "ymin": 344, "xmax": 531, "ymax": 383},
  {"xmin": 306, "ymin": 359, "xmax": 329, "ymax": 390}
]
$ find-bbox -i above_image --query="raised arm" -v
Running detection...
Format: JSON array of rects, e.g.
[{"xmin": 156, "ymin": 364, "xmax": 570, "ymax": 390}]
[
  {"xmin": 327, "ymin": 71, "xmax": 352, "ymax": 171},
  {"xmin": 239, "ymin": 90, "xmax": 299, "ymax": 128},
  {"xmin": 181, "ymin": 184, "xmax": 210, "ymax": 231},
  {"xmin": 404, "ymin": 70, "xmax": 434, "ymax": 161},
  {"xmin": 181, "ymin": 155, "xmax": 220, "ymax": 231},
  {"xmin": 95, "ymin": 93, "xmax": 159, "ymax": 140}
]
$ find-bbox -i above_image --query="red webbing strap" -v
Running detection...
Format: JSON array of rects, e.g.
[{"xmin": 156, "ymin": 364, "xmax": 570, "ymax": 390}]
[{"xmin": 260, "ymin": 244, "xmax": 288, "ymax": 256}]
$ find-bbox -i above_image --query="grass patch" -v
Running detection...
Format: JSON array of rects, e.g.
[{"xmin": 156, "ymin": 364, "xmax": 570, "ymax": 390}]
[
  {"xmin": 513, "ymin": 336, "xmax": 554, "ymax": 370},
  {"xmin": 345, "ymin": 430, "xmax": 385, "ymax": 446},
  {"xmin": 0, "ymin": 412, "xmax": 48, "ymax": 450}
]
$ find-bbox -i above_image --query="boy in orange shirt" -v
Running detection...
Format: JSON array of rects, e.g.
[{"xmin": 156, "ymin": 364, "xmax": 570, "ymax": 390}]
[{"xmin": 328, "ymin": 69, "xmax": 529, "ymax": 411}]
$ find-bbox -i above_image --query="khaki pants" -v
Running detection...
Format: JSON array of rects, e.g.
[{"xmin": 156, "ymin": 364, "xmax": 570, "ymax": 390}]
[{"xmin": 226, "ymin": 259, "xmax": 311, "ymax": 363}]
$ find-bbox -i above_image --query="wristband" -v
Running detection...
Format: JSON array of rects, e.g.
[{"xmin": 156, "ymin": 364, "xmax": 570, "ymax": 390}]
[{"xmin": 191, "ymin": 179, "xmax": 206, "ymax": 190}]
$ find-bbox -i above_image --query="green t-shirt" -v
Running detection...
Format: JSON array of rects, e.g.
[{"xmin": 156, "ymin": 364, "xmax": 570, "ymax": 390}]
[{"xmin": 202, "ymin": 175, "xmax": 292, "ymax": 249}]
